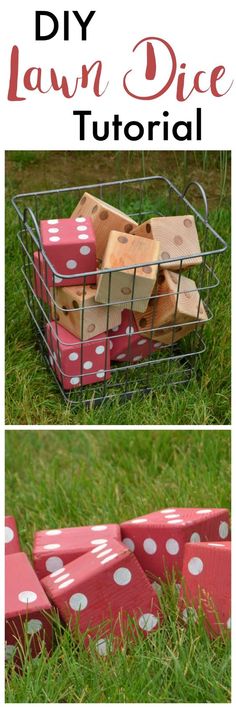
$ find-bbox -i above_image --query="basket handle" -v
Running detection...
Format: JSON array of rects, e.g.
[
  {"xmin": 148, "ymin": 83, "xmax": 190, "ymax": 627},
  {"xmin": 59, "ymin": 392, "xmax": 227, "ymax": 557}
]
[
  {"xmin": 182, "ymin": 180, "xmax": 209, "ymax": 221},
  {"xmin": 23, "ymin": 206, "xmax": 41, "ymax": 248}
]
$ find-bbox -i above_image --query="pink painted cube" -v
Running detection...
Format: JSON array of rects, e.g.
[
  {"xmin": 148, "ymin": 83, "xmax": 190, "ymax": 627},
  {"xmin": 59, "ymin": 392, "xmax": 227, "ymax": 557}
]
[
  {"xmin": 34, "ymin": 251, "xmax": 97, "ymax": 303},
  {"xmin": 109, "ymin": 310, "xmax": 162, "ymax": 363},
  {"xmin": 121, "ymin": 508, "xmax": 230, "ymax": 583},
  {"xmin": 179, "ymin": 541, "xmax": 231, "ymax": 636},
  {"xmin": 5, "ymin": 516, "xmax": 21, "ymax": 555},
  {"xmin": 36, "ymin": 215, "xmax": 97, "ymax": 298},
  {"xmin": 42, "ymin": 538, "xmax": 161, "ymax": 652},
  {"xmin": 45, "ymin": 321, "xmax": 111, "ymax": 389},
  {"xmin": 33, "ymin": 523, "xmax": 121, "ymax": 579},
  {"xmin": 5, "ymin": 552, "xmax": 52, "ymax": 665}
]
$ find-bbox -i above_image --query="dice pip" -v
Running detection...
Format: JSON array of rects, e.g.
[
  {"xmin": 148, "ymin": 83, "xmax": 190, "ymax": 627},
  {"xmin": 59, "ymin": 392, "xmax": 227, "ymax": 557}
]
[
  {"xmin": 71, "ymin": 192, "xmax": 138, "ymax": 260},
  {"xmin": 132, "ymin": 215, "xmax": 202, "ymax": 270},
  {"xmin": 96, "ymin": 231, "xmax": 160, "ymax": 313}
]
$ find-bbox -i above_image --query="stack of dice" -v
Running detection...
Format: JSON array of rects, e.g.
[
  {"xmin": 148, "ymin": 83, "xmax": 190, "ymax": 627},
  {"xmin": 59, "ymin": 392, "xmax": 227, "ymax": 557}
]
[
  {"xmin": 5, "ymin": 507, "xmax": 231, "ymax": 666},
  {"xmin": 33, "ymin": 192, "xmax": 207, "ymax": 390}
]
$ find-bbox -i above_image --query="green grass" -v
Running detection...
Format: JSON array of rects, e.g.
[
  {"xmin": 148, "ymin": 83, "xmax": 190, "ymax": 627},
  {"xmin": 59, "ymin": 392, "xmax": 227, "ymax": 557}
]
[
  {"xmin": 5, "ymin": 429, "xmax": 231, "ymax": 703},
  {"xmin": 5, "ymin": 151, "xmax": 231, "ymax": 424}
]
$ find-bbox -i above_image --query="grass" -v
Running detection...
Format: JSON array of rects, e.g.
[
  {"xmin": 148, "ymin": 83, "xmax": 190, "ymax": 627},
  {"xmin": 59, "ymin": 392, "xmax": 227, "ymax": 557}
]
[
  {"xmin": 5, "ymin": 429, "xmax": 231, "ymax": 703},
  {"xmin": 5, "ymin": 151, "xmax": 231, "ymax": 424}
]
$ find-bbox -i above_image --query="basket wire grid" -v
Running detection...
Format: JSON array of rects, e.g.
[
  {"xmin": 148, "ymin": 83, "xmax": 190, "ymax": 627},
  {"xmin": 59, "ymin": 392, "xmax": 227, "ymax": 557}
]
[{"xmin": 12, "ymin": 176, "xmax": 227, "ymax": 407}]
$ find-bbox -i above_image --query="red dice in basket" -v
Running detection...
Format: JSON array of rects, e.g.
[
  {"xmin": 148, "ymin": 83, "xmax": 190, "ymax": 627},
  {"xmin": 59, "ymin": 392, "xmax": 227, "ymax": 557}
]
[
  {"xmin": 42, "ymin": 538, "xmax": 161, "ymax": 652},
  {"xmin": 34, "ymin": 216, "xmax": 97, "ymax": 301},
  {"xmin": 45, "ymin": 321, "xmax": 111, "ymax": 389},
  {"xmin": 179, "ymin": 541, "xmax": 231, "ymax": 635},
  {"xmin": 109, "ymin": 310, "xmax": 161, "ymax": 363},
  {"xmin": 5, "ymin": 552, "xmax": 52, "ymax": 665},
  {"xmin": 121, "ymin": 508, "xmax": 230, "ymax": 582},
  {"xmin": 5, "ymin": 516, "xmax": 21, "ymax": 555},
  {"xmin": 33, "ymin": 523, "xmax": 121, "ymax": 579}
]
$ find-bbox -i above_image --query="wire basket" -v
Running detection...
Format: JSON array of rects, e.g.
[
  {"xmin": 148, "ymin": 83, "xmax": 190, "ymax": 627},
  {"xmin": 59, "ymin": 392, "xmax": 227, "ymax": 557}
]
[{"xmin": 12, "ymin": 175, "xmax": 227, "ymax": 408}]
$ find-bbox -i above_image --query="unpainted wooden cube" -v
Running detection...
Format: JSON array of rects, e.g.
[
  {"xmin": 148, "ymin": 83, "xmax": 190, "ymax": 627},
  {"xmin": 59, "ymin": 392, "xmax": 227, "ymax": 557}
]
[
  {"xmin": 71, "ymin": 192, "xmax": 138, "ymax": 260},
  {"xmin": 134, "ymin": 270, "xmax": 207, "ymax": 343},
  {"xmin": 51, "ymin": 283, "xmax": 121, "ymax": 341},
  {"xmin": 132, "ymin": 215, "xmax": 202, "ymax": 270},
  {"xmin": 96, "ymin": 231, "xmax": 160, "ymax": 313}
]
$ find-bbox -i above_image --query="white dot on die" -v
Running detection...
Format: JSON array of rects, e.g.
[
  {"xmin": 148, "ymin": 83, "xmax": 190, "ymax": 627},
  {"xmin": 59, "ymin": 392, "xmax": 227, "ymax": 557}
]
[
  {"xmin": 76, "ymin": 225, "xmax": 87, "ymax": 231},
  {"xmin": 96, "ymin": 638, "xmax": 109, "ymax": 656},
  {"xmin": 126, "ymin": 326, "xmax": 134, "ymax": 335},
  {"xmin": 80, "ymin": 246, "xmax": 91, "ymax": 255},
  {"xmin": 152, "ymin": 582, "xmax": 162, "ymax": 596},
  {"xmin": 48, "ymin": 227, "xmax": 59, "ymax": 233},
  {"xmin": 58, "ymin": 578, "xmax": 75, "ymax": 589},
  {"xmin": 46, "ymin": 529, "xmax": 62, "ymax": 536},
  {"xmin": 5, "ymin": 526, "xmax": 14, "ymax": 543},
  {"xmin": 219, "ymin": 521, "xmax": 229, "ymax": 539},
  {"xmin": 69, "ymin": 352, "xmax": 79, "ymax": 361},
  {"xmin": 116, "ymin": 354, "xmax": 126, "ymax": 360},
  {"xmin": 47, "ymin": 219, "xmax": 58, "ymax": 224},
  {"xmin": 78, "ymin": 235, "xmax": 89, "ymax": 240},
  {"xmin": 166, "ymin": 538, "xmax": 179, "ymax": 555},
  {"xmin": 5, "ymin": 645, "xmax": 15, "ymax": 660},
  {"xmin": 138, "ymin": 613, "xmax": 158, "ymax": 631},
  {"xmin": 112, "ymin": 326, "xmax": 119, "ymax": 332},
  {"xmin": 69, "ymin": 593, "xmax": 88, "ymax": 611},
  {"xmin": 137, "ymin": 339, "xmax": 146, "ymax": 346},
  {"xmin": 160, "ymin": 509, "xmax": 176, "ymax": 514},
  {"xmin": 50, "ymin": 567, "xmax": 65, "ymax": 578},
  {"xmin": 182, "ymin": 607, "xmax": 198, "ymax": 623},
  {"xmin": 54, "ymin": 573, "xmax": 70, "ymax": 584},
  {"xmin": 122, "ymin": 538, "xmax": 135, "ymax": 552},
  {"xmin": 49, "ymin": 236, "xmax": 60, "ymax": 242},
  {"xmin": 109, "ymin": 341, "xmax": 113, "ymax": 349},
  {"xmin": 196, "ymin": 509, "xmax": 212, "ymax": 514},
  {"xmin": 66, "ymin": 260, "xmax": 77, "ymax": 270},
  {"xmin": 133, "ymin": 356, "xmax": 142, "ymax": 362},
  {"xmin": 95, "ymin": 346, "xmax": 105, "ymax": 355},
  {"xmin": 190, "ymin": 532, "xmax": 201, "ymax": 543},
  {"xmin": 96, "ymin": 370, "xmax": 105, "ymax": 378},
  {"xmin": 27, "ymin": 619, "xmax": 43, "ymax": 634},
  {"xmin": 188, "ymin": 556, "xmax": 204, "ymax": 575},
  {"xmin": 91, "ymin": 525, "xmax": 107, "ymax": 531},
  {"xmin": 83, "ymin": 361, "xmax": 93, "ymax": 370},
  {"xmin": 70, "ymin": 377, "xmax": 80, "ymax": 385},
  {"xmin": 43, "ymin": 543, "xmax": 61, "ymax": 550},
  {"xmin": 75, "ymin": 217, "xmax": 86, "ymax": 223},
  {"xmin": 113, "ymin": 567, "xmax": 132, "ymax": 586},
  {"xmin": 143, "ymin": 538, "xmax": 157, "ymax": 555},
  {"xmin": 45, "ymin": 556, "xmax": 63, "ymax": 573},
  {"xmin": 18, "ymin": 591, "xmax": 37, "ymax": 604},
  {"xmin": 131, "ymin": 518, "xmax": 147, "ymax": 524},
  {"xmin": 90, "ymin": 539, "xmax": 107, "ymax": 545},
  {"xmin": 55, "ymin": 276, "xmax": 62, "ymax": 284}
]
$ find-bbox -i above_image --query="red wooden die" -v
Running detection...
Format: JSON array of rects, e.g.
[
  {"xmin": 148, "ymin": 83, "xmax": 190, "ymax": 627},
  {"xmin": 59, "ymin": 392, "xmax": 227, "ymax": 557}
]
[
  {"xmin": 34, "ymin": 251, "xmax": 97, "ymax": 304},
  {"xmin": 41, "ymin": 538, "xmax": 161, "ymax": 652},
  {"xmin": 5, "ymin": 516, "xmax": 21, "ymax": 555},
  {"xmin": 45, "ymin": 321, "xmax": 111, "ymax": 389},
  {"xmin": 5, "ymin": 552, "xmax": 52, "ymax": 665},
  {"xmin": 179, "ymin": 541, "xmax": 231, "ymax": 635},
  {"xmin": 33, "ymin": 523, "xmax": 121, "ymax": 579},
  {"xmin": 121, "ymin": 508, "xmax": 230, "ymax": 582},
  {"xmin": 109, "ymin": 309, "xmax": 161, "ymax": 363},
  {"xmin": 40, "ymin": 217, "xmax": 97, "ymax": 283}
]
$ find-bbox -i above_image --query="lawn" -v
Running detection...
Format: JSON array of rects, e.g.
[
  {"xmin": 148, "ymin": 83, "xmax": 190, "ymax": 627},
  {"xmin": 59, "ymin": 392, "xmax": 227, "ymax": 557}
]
[
  {"xmin": 5, "ymin": 429, "xmax": 231, "ymax": 703},
  {"xmin": 5, "ymin": 151, "xmax": 231, "ymax": 424}
]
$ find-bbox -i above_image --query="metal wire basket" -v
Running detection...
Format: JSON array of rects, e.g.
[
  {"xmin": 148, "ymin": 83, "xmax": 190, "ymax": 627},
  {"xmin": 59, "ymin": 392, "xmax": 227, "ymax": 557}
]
[{"xmin": 12, "ymin": 175, "xmax": 227, "ymax": 407}]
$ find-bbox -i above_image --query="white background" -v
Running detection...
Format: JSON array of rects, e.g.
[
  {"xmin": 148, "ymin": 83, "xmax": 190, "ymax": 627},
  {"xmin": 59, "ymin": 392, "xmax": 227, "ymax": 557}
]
[
  {"xmin": 1, "ymin": 0, "xmax": 235, "ymax": 706},
  {"xmin": 0, "ymin": 0, "xmax": 235, "ymax": 148}
]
